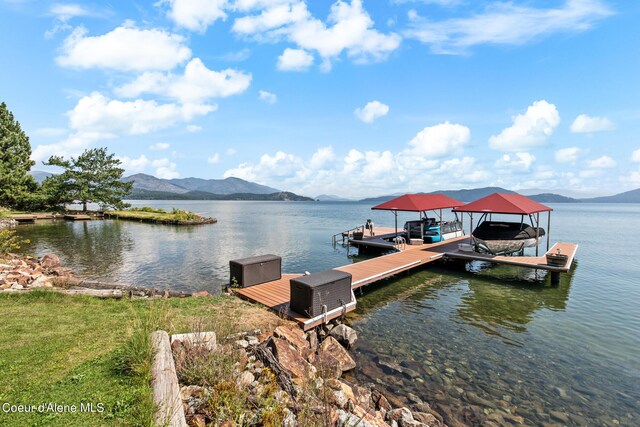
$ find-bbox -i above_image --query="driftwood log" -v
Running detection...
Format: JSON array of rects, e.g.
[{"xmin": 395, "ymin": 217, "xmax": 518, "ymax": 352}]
[
  {"xmin": 151, "ymin": 330, "xmax": 187, "ymax": 427},
  {"xmin": 53, "ymin": 287, "xmax": 123, "ymax": 299},
  {"xmin": 251, "ymin": 337, "xmax": 298, "ymax": 399},
  {"xmin": 52, "ymin": 277, "xmax": 192, "ymax": 298}
]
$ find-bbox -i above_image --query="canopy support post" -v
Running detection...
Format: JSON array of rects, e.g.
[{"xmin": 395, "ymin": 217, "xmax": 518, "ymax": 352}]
[
  {"xmin": 535, "ymin": 212, "xmax": 540, "ymax": 256},
  {"xmin": 394, "ymin": 210, "xmax": 398, "ymax": 237},
  {"xmin": 547, "ymin": 211, "xmax": 551, "ymax": 251}
]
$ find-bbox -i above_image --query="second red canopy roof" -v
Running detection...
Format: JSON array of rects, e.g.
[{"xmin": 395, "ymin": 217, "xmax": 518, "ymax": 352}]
[{"xmin": 453, "ymin": 193, "xmax": 552, "ymax": 214}]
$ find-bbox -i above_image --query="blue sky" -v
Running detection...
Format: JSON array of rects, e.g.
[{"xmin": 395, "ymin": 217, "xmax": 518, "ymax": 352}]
[{"xmin": 1, "ymin": 0, "xmax": 639, "ymax": 198}]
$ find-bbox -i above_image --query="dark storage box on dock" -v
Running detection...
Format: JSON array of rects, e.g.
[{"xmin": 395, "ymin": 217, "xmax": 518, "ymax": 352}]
[
  {"xmin": 230, "ymin": 254, "xmax": 281, "ymax": 288},
  {"xmin": 290, "ymin": 270, "xmax": 352, "ymax": 317}
]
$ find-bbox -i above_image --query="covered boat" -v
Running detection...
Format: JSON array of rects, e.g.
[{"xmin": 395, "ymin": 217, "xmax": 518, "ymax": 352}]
[
  {"xmin": 453, "ymin": 193, "xmax": 552, "ymax": 256},
  {"xmin": 372, "ymin": 194, "xmax": 465, "ymax": 243},
  {"xmin": 471, "ymin": 220, "xmax": 545, "ymax": 254}
]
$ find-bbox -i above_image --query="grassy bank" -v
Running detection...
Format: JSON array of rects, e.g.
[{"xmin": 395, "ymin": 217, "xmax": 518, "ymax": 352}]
[
  {"xmin": 105, "ymin": 207, "xmax": 216, "ymax": 225},
  {"xmin": 0, "ymin": 291, "xmax": 281, "ymax": 426}
]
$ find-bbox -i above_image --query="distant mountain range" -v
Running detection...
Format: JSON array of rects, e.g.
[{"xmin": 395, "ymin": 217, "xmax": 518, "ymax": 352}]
[
  {"xmin": 122, "ymin": 173, "xmax": 280, "ymax": 195},
  {"xmin": 29, "ymin": 171, "xmax": 53, "ymax": 183},
  {"xmin": 29, "ymin": 171, "xmax": 312, "ymax": 201},
  {"xmin": 315, "ymin": 194, "xmax": 353, "ymax": 202},
  {"xmin": 123, "ymin": 173, "xmax": 312, "ymax": 201},
  {"xmin": 27, "ymin": 171, "xmax": 640, "ymax": 203},
  {"xmin": 129, "ymin": 188, "xmax": 313, "ymax": 201},
  {"xmin": 358, "ymin": 186, "xmax": 640, "ymax": 204}
]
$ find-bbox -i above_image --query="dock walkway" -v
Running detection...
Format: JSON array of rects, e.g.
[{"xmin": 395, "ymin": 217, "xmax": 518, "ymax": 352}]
[{"xmin": 236, "ymin": 236, "xmax": 577, "ymax": 330}]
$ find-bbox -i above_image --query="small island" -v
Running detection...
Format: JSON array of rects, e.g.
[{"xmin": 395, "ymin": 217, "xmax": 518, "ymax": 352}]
[{"xmin": 104, "ymin": 207, "xmax": 217, "ymax": 225}]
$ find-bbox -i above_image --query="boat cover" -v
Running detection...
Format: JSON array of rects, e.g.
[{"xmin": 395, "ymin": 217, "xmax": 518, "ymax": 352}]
[{"xmin": 472, "ymin": 221, "xmax": 545, "ymax": 241}]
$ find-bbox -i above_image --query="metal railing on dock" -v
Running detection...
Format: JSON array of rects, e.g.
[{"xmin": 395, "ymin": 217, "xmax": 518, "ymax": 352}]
[{"xmin": 332, "ymin": 225, "xmax": 365, "ymax": 247}]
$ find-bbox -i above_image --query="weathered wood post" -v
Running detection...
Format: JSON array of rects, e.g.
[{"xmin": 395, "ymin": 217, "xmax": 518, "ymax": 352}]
[
  {"xmin": 151, "ymin": 331, "xmax": 187, "ymax": 427},
  {"xmin": 550, "ymin": 271, "xmax": 561, "ymax": 286}
]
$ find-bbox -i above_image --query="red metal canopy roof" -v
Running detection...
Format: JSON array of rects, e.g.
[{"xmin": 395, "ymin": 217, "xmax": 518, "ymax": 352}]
[
  {"xmin": 371, "ymin": 194, "xmax": 464, "ymax": 212},
  {"xmin": 453, "ymin": 193, "xmax": 552, "ymax": 214}
]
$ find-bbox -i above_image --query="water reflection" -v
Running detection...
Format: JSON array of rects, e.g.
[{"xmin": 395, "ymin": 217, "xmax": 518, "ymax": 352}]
[
  {"xmin": 456, "ymin": 262, "xmax": 575, "ymax": 338},
  {"xmin": 349, "ymin": 264, "xmax": 636, "ymax": 427},
  {"xmin": 18, "ymin": 220, "xmax": 133, "ymax": 279}
]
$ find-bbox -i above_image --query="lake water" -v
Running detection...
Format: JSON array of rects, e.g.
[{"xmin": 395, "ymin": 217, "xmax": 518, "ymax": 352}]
[{"xmin": 16, "ymin": 202, "xmax": 640, "ymax": 426}]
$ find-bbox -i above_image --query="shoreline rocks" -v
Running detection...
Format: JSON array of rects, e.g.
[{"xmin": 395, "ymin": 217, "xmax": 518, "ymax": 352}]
[
  {"xmin": 0, "ymin": 253, "xmax": 70, "ymax": 291},
  {"xmin": 174, "ymin": 322, "xmax": 445, "ymax": 427}
]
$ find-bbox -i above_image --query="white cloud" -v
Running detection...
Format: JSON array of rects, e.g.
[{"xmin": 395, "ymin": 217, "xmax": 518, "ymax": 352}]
[
  {"xmin": 354, "ymin": 100, "xmax": 389, "ymax": 124},
  {"xmin": 555, "ymin": 147, "xmax": 580, "ymax": 163},
  {"xmin": 570, "ymin": 114, "xmax": 616, "ymax": 133},
  {"xmin": 309, "ymin": 146, "xmax": 335, "ymax": 169},
  {"xmin": 406, "ymin": 0, "xmax": 612, "ymax": 54},
  {"xmin": 163, "ymin": 0, "xmax": 228, "ymax": 32},
  {"xmin": 620, "ymin": 171, "xmax": 640, "ymax": 187},
  {"xmin": 119, "ymin": 155, "xmax": 150, "ymax": 173},
  {"xmin": 259, "ymin": 90, "xmax": 278, "ymax": 104},
  {"xmin": 150, "ymin": 142, "xmax": 170, "ymax": 151},
  {"xmin": 489, "ymin": 100, "xmax": 560, "ymax": 151},
  {"xmin": 186, "ymin": 125, "xmax": 202, "ymax": 133},
  {"xmin": 226, "ymin": 148, "xmax": 237, "ymax": 156},
  {"xmin": 31, "ymin": 131, "xmax": 108, "ymax": 163},
  {"xmin": 221, "ymin": 123, "xmax": 488, "ymax": 198},
  {"xmin": 68, "ymin": 92, "xmax": 214, "ymax": 136},
  {"xmin": 579, "ymin": 169, "xmax": 602, "ymax": 179},
  {"xmin": 494, "ymin": 152, "xmax": 536, "ymax": 172},
  {"xmin": 115, "ymin": 58, "xmax": 251, "ymax": 104},
  {"xmin": 207, "ymin": 153, "xmax": 220, "ymax": 164},
  {"xmin": 51, "ymin": 3, "xmax": 92, "ymax": 21},
  {"xmin": 224, "ymin": 151, "xmax": 304, "ymax": 182},
  {"xmin": 234, "ymin": 0, "xmax": 400, "ymax": 70},
  {"xmin": 405, "ymin": 121, "xmax": 470, "ymax": 158},
  {"xmin": 152, "ymin": 158, "xmax": 180, "ymax": 179},
  {"xmin": 587, "ymin": 155, "xmax": 616, "ymax": 169},
  {"xmin": 233, "ymin": 1, "xmax": 308, "ymax": 34},
  {"xmin": 56, "ymin": 23, "xmax": 192, "ymax": 71},
  {"xmin": 632, "ymin": 149, "xmax": 640, "ymax": 163},
  {"xmin": 222, "ymin": 147, "xmax": 490, "ymax": 198},
  {"xmin": 46, "ymin": 3, "xmax": 95, "ymax": 38},
  {"xmin": 32, "ymin": 92, "xmax": 213, "ymax": 162},
  {"xmin": 277, "ymin": 48, "xmax": 314, "ymax": 71}
]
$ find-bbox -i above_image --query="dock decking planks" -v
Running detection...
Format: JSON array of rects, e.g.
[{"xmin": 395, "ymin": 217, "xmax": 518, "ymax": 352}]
[{"xmin": 235, "ymin": 236, "xmax": 578, "ymax": 329}]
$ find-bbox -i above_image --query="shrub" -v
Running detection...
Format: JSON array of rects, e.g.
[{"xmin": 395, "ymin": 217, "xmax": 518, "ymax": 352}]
[
  {"xmin": 170, "ymin": 208, "xmax": 199, "ymax": 221},
  {"xmin": 0, "ymin": 228, "xmax": 30, "ymax": 254}
]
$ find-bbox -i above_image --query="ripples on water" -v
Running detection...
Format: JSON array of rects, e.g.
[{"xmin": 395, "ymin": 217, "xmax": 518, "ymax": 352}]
[{"xmin": 17, "ymin": 202, "xmax": 640, "ymax": 426}]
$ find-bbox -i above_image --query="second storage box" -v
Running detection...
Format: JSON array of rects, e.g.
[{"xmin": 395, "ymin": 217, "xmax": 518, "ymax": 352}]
[
  {"xmin": 290, "ymin": 270, "xmax": 352, "ymax": 317},
  {"xmin": 229, "ymin": 254, "xmax": 281, "ymax": 288}
]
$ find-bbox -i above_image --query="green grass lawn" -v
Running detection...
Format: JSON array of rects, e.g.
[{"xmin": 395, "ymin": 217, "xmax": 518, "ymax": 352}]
[
  {"xmin": 106, "ymin": 208, "xmax": 210, "ymax": 224},
  {"xmin": 0, "ymin": 291, "xmax": 279, "ymax": 426}
]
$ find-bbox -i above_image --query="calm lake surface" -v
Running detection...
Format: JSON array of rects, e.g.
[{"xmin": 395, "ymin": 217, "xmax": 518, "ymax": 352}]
[{"xmin": 17, "ymin": 202, "xmax": 640, "ymax": 426}]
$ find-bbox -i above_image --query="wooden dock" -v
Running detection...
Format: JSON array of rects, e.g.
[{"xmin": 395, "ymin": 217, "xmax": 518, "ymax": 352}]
[
  {"xmin": 236, "ymin": 235, "xmax": 578, "ymax": 330},
  {"xmin": 9, "ymin": 214, "xmax": 37, "ymax": 223},
  {"xmin": 64, "ymin": 214, "xmax": 91, "ymax": 221},
  {"xmin": 236, "ymin": 275, "xmax": 357, "ymax": 330}
]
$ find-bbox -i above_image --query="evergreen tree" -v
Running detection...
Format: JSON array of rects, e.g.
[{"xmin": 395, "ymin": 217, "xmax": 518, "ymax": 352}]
[
  {"xmin": 0, "ymin": 102, "xmax": 36, "ymax": 209},
  {"xmin": 45, "ymin": 148, "xmax": 133, "ymax": 211}
]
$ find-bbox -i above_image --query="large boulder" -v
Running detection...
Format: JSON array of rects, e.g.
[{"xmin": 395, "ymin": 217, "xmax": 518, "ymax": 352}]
[
  {"xmin": 268, "ymin": 338, "xmax": 316, "ymax": 383},
  {"xmin": 337, "ymin": 405, "xmax": 391, "ymax": 427},
  {"xmin": 329, "ymin": 324, "xmax": 358, "ymax": 348},
  {"xmin": 388, "ymin": 407, "xmax": 427, "ymax": 427},
  {"xmin": 315, "ymin": 336, "xmax": 356, "ymax": 377},
  {"xmin": 274, "ymin": 325, "xmax": 311, "ymax": 357},
  {"xmin": 40, "ymin": 253, "xmax": 61, "ymax": 269}
]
